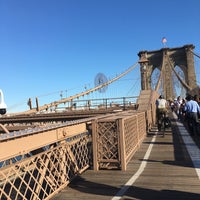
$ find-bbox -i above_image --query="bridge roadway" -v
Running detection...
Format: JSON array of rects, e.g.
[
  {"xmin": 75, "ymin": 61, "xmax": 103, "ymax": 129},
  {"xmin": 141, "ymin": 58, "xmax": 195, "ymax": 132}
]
[{"xmin": 52, "ymin": 112, "xmax": 200, "ymax": 200}]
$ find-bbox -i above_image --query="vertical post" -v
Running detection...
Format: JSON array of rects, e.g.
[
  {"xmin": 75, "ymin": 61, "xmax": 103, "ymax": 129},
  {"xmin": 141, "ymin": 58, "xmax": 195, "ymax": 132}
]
[
  {"xmin": 136, "ymin": 115, "xmax": 140, "ymax": 148},
  {"xmin": 36, "ymin": 97, "xmax": 39, "ymax": 112},
  {"xmin": 92, "ymin": 119, "xmax": 99, "ymax": 171},
  {"xmin": 27, "ymin": 98, "xmax": 32, "ymax": 110},
  {"xmin": 70, "ymin": 100, "xmax": 73, "ymax": 111},
  {"xmin": 123, "ymin": 97, "xmax": 126, "ymax": 111},
  {"xmin": 105, "ymin": 99, "xmax": 108, "ymax": 109},
  {"xmin": 119, "ymin": 118, "xmax": 126, "ymax": 171},
  {"xmin": 60, "ymin": 141, "xmax": 67, "ymax": 183}
]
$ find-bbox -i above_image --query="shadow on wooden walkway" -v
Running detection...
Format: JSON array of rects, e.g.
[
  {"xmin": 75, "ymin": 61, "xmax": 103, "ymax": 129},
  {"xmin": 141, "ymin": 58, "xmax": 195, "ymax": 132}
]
[{"xmin": 52, "ymin": 113, "xmax": 200, "ymax": 200}]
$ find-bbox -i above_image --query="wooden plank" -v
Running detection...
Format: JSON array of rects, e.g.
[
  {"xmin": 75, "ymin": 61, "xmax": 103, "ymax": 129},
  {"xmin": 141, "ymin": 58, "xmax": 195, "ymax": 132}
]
[{"xmin": 52, "ymin": 124, "xmax": 200, "ymax": 200}]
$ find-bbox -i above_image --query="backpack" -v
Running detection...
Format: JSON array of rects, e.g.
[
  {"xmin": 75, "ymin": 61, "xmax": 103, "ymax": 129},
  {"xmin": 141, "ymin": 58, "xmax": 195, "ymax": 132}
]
[{"xmin": 158, "ymin": 99, "xmax": 166, "ymax": 109}]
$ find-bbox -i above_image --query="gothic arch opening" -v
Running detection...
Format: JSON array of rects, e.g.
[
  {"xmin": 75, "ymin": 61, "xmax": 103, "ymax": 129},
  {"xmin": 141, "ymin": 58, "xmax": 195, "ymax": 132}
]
[
  {"xmin": 151, "ymin": 65, "xmax": 186, "ymax": 99},
  {"xmin": 173, "ymin": 65, "xmax": 186, "ymax": 99},
  {"xmin": 151, "ymin": 67, "xmax": 161, "ymax": 91}
]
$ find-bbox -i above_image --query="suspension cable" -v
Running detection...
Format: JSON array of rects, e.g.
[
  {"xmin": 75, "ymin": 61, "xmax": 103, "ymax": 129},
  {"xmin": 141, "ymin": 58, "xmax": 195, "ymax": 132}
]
[
  {"xmin": 189, "ymin": 49, "xmax": 200, "ymax": 59},
  {"xmin": 155, "ymin": 69, "xmax": 163, "ymax": 93},
  {"xmin": 22, "ymin": 62, "xmax": 139, "ymax": 114}
]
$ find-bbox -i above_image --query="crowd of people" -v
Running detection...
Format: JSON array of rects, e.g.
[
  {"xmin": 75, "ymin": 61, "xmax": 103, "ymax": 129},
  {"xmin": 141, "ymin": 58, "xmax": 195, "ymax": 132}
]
[
  {"xmin": 156, "ymin": 94, "xmax": 200, "ymax": 136},
  {"xmin": 172, "ymin": 94, "xmax": 200, "ymax": 136}
]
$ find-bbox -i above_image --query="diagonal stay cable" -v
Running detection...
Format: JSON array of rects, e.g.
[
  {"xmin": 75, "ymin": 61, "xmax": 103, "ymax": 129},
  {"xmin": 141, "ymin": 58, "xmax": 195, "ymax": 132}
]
[
  {"xmin": 189, "ymin": 49, "xmax": 200, "ymax": 59},
  {"xmin": 166, "ymin": 54, "xmax": 192, "ymax": 91},
  {"xmin": 155, "ymin": 53, "xmax": 165, "ymax": 92}
]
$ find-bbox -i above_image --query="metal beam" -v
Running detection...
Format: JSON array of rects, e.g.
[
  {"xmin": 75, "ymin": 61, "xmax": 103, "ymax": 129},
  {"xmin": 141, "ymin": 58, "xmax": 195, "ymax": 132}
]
[{"xmin": 0, "ymin": 123, "xmax": 87, "ymax": 161}]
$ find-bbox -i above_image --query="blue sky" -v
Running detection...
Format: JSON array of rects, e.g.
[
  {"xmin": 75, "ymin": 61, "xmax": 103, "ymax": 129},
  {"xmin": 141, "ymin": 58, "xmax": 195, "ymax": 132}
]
[{"xmin": 0, "ymin": 0, "xmax": 200, "ymax": 113}]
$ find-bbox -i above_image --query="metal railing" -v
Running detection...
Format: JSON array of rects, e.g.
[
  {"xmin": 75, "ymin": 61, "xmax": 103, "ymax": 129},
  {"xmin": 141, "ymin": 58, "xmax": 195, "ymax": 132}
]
[
  {"xmin": 0, "ymin": 90, "xmax": 158, "ymax": 199},
  {"xmin": 0, "ymin": 121, "xmax": 92, "ymax": 200},
  {"xmin": 40, "ymin": 96, "xmax": 139, "ymax": 113}
]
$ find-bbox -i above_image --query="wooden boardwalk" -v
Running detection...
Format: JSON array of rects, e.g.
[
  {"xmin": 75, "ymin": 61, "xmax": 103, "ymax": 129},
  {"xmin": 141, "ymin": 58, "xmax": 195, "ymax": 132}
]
[{"xmin": 52, "ymin": 115, "xmax": 200, "ymax": 200}]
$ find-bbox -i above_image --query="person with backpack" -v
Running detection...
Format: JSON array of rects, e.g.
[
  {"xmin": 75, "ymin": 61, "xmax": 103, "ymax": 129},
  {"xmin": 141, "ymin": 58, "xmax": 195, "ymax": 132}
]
[{"xmin": 156, "ymin": 95, "xmax": 168, "ymax": 131}]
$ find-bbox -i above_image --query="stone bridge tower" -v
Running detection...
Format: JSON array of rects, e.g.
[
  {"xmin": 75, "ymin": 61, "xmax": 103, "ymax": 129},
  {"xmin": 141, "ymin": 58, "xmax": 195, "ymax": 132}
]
[{"xmin": 138, "ymin": 44, "xmax": 197, "ymax": 100}]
